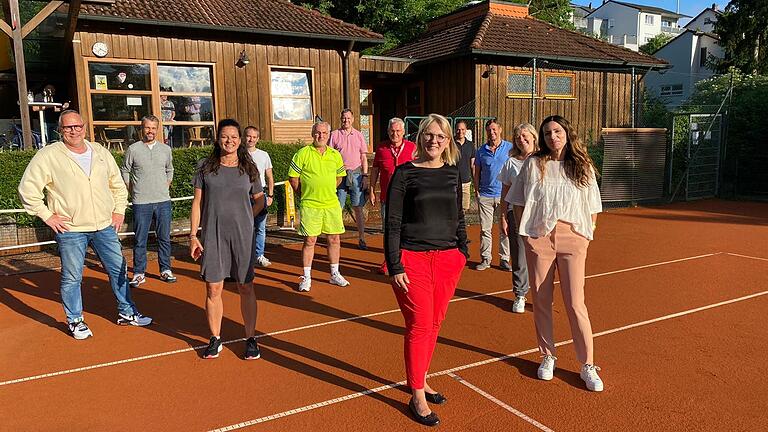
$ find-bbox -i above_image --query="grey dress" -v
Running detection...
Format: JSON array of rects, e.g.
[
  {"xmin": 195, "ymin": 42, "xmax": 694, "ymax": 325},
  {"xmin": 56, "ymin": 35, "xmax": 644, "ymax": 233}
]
[{"xmin": 193, "ymin": 163, "xmax": 263, "ymax": 283}]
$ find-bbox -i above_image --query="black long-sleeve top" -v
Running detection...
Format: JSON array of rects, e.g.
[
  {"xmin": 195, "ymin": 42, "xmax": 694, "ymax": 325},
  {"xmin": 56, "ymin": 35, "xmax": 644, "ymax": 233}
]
[{"xmin": 384, "ymin": 162, "xmax": 469, "ymax": 275}]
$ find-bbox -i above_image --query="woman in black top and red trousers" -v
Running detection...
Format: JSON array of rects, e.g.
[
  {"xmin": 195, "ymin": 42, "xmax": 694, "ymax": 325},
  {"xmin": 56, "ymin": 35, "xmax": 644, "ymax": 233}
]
[{"xmin": 385, "ymin": 113, "xmax": 469, "ymax": 427}]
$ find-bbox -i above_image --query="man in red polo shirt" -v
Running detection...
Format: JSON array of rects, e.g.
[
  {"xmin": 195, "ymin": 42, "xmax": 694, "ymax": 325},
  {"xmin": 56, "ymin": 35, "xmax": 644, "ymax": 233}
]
[{"xmin": 369, "ymin": 117, "xmax": 416, "ymax": 274}]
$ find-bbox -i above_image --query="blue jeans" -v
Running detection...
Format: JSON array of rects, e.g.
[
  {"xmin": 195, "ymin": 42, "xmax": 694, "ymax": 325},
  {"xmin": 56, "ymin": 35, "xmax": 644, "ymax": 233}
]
[
  {"xmin": 132, "ymin": 201, "xmax": 172, "ymax": 275},
  {"xmin": 252, "ymin": 194, "xmax": 268, "ymax": 258},
  {"xmin": 55, "ymin": 226, "xmax": 137, "ymax": 323},
  {"xmin": 337, "ymin": 170, "xmax": 366, "ymax": 208}
]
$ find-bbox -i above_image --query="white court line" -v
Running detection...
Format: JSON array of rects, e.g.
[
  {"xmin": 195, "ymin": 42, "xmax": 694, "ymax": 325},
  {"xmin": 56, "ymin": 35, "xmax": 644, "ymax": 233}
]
[
  {"xmin": 208, "ymin": 289, "xmax": 768, "ymax": 432},
  {"xmin": 449, "ymin": 372, "xmax": 555, "ymax": 432},
  {"xmin": 726, "ymin": 252, "xmax": 768, "ymax": 262},
  {"xmin": 0, "ymin": 252, "xmax": 722, "ymax": 387}
]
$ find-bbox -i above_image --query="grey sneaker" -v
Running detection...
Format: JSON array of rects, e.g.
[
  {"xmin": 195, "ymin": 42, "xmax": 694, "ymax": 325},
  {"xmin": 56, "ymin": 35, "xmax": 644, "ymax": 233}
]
[
  {"xmin": 538, "ymin": 355, "xmax": 557, "ymax": 381},
  {"xmin": 117, "ymin": 312, "xmax": 153, "ymax": 327},
  {"xmin": 68, "ymin": 320, "xmax": 93, "ymax": 340},
  {"xmin": 298, "ymin": 276, "xmax": 311, "ymax": 292},
  {"xmin": 160, "ymin": 270, "xmax": 177, "ymax": 283},
  {"xmin": 580, "ymin": 364, "xmax": 604, "ymax": 392},
  {"xmin": 475, "ymin": 260, "xmax": 491, "ymax": 271},
  {"xmin": 499, "ymin": 260, "xmax": 512, "ymax": 271},
  {"xmin": 256, "ymin": 255, "xmax": 272, "ymax": 267},
  {"xmin": 329, "ymin": 273, "xmax": 350, "ymax": 287},
  {"xmin": 129, "ymin": 273, "xmax": 146, "ymax": 288},
  {"xmin": 512, "ymin": 296, "xmax": 526, "ymax": 314}
]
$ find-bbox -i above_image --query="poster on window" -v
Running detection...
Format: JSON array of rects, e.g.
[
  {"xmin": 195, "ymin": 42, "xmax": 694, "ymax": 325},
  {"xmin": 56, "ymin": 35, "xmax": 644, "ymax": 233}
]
[{"xmin": 94, "ymin": 75, "xmax": 108, "ymax": 90}]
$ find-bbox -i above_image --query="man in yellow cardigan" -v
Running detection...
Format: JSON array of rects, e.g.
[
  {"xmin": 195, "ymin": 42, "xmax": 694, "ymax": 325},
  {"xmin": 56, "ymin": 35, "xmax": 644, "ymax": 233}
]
[{"xmin": 18, "ymin": 110, "xmax": 153, "ymax": 340}]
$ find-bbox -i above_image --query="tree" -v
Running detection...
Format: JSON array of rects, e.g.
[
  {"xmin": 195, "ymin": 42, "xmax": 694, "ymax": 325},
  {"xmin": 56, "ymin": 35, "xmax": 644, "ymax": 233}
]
[
  {"xmin": 713, "ymin": 0, "xmax": 768, "ymax": 74},
  {"xmin": 529, "ymin": 0, "xmax": 576, "ymax": 31},
  {"xmin": 639, "ymin": 33, "xmax": 673, "ymax": 55}
]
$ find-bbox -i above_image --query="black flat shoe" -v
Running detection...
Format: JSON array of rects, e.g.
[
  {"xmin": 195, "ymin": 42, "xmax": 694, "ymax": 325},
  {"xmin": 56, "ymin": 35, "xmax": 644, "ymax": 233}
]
[
  {"xmin": 409, "ymin": 398, "xmax": 440, "ymax": 427},
  {"xmin": 425, "ymin": 391, "xmax": 447, "ymax": 405}
]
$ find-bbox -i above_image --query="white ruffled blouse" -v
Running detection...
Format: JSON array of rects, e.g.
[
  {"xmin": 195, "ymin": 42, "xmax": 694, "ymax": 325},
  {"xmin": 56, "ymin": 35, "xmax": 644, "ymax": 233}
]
[{"xmin": 510, "ymin": 157, "xmax": 602, "ymax": 240}]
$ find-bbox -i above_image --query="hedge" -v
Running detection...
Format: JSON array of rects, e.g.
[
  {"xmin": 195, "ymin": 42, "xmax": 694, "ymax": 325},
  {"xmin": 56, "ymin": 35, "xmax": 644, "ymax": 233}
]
[{"xmin": 0, "ymin": 142, "xmax": 303, "ymax": 227}]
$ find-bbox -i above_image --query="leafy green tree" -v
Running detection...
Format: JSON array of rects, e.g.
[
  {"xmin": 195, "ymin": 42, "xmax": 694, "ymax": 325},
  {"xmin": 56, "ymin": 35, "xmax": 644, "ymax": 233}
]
[
  {"xmin": 529, "ymin": 0, "xmax": 576, "ymax": 31},
  {"xmin": 713, "ymin": 0, "xmax": 768, "ymax": 74},
  {"xmin": 639, "ymin": 33, "xmax": 673, "ymax": 55}
]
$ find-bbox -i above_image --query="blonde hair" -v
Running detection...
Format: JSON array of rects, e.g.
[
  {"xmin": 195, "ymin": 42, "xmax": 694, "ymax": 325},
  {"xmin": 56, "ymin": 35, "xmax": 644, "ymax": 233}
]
[
  {"xmin": 414, "ymin": 114, "xmax": 459, "ymax": 166},
  {"xmin": 510, "ymin": 123, "xmax": 538, "ymax": 157}
]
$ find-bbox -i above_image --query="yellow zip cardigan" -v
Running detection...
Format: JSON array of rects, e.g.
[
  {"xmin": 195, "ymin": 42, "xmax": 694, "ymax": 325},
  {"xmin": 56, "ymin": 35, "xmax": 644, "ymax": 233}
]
[{"xmin": 18, "ymin": 140, "xmax": 129, "ymax": 232}]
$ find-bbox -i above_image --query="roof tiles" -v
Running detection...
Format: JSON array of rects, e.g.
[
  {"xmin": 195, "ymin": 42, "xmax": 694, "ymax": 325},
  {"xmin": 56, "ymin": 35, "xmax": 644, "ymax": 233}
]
[
  {"xmin": 386, "ymin": 6, "xmax": 666, "ymax": 67},
  {"xmin": 79, "ymin": 0, "xmax": 383, "ymax": 42}
]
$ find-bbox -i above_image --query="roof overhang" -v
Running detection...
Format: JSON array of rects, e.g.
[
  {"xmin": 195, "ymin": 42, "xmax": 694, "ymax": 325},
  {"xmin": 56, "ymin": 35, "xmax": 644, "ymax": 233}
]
[
  {"xmin": 78, "ymin": 14, "xmax": 384, "ymax": 46},
  {"xmin": 471, "ymin": 48, "xmax": 670, "ymax": 69}
]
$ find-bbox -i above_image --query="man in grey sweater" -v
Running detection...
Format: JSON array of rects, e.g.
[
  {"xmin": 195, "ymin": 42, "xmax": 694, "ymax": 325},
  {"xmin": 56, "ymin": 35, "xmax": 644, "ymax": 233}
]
[{"xmin": 121, "ymin": 115, "xmax": 176, "ymax": 287}]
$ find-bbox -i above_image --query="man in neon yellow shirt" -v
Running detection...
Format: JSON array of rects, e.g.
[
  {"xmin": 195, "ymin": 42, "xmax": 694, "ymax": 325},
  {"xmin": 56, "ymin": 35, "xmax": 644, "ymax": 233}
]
[{"xmin": 288, "ymin": 122, "xmax": 349, "ymax": 292}]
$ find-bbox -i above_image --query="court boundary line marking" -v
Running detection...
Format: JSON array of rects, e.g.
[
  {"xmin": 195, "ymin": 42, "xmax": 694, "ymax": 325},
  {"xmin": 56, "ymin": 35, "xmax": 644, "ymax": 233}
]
[
  {"xmin": 448, "ymin": 372, "xmax": 555, "ymax": 432},
  {"xmin": 0, "ymin": 252, "xmax": 723, "ymax": 387},
  {"xmin": 208, "ymin": 289, "xmax": 768, "ymax": 431},
  {"xmin": 725, "ymin": 252, "xmax": 768, "ymax": 262}
]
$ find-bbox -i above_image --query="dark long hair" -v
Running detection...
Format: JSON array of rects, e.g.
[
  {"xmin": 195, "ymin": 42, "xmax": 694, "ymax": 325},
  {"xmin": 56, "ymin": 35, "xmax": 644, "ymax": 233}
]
[
  {"xmin": 534, "ymin": 115, "xmax": 597, "ymax": 187},
  {"xmin": 199, "ymin": 119, "xmax": 259, "ymax": 182}
]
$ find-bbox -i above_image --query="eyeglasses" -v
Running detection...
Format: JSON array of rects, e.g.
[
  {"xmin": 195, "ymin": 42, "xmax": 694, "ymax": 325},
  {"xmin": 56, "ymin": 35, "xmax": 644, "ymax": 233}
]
[
  {"xmin": 423, "ymin": 133, "xmax": 447, "ymax": 143},
  {"xmin": 61, "ymin": 124, "xmax": 84, "ymax": 132}
]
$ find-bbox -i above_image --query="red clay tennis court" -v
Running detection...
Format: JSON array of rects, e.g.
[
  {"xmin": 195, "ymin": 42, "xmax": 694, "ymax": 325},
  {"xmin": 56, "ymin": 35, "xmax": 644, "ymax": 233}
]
[{"xmin": 2, "ymin": 199, "xmax": 767, "ymax": 431}]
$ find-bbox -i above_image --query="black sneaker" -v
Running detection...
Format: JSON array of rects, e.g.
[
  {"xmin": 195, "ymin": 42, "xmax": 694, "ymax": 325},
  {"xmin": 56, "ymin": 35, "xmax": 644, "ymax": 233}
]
[
  {"xmin": 244, "ymin": 336, "xmax": 261, "ymax": 360},
  {"xmin": 203, "ymin": 336, "xmax": 223, "ymax": 359}
]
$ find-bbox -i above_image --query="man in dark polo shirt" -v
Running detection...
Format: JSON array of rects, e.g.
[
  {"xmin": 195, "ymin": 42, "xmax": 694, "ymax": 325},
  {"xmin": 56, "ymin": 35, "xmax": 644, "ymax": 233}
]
[{"xmin": 455, "ymin": 120, "xmax": 475, "ymax": 213}]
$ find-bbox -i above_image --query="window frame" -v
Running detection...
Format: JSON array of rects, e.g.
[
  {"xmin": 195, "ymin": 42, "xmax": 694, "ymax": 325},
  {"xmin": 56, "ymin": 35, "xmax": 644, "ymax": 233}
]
[
  {"xmin": 83, "ymin": 57, "xmax": 217, "ymax": 147},
  {"xmin": 269, "ymin": 66, "xmax": 316, "ymax": 123},
  {"xmin": 505, "ymin": 69, "xmax": 536, "ymax": 99},
  {"xmin": 644, "ymin": 14, "xmax": 654, "ymax": 25},
  {"xmin": 541, "ymin": 71, "xmax": 576, "ymax": 100},
  {"xmin": 660, "ymin": 84, "xmax": 684, "ymax": 97}
]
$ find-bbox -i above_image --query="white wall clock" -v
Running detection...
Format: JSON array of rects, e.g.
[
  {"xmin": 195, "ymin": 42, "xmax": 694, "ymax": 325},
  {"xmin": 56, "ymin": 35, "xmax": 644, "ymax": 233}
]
[{"xmin": 92, "ymin": 42, "xmax": 109, "ymax": 58}]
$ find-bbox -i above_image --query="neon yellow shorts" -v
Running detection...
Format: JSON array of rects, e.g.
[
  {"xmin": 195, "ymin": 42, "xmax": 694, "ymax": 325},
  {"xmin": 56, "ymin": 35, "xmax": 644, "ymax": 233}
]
[{"xmin": 298, "ymin": 206, "xmax": 345, "ymax": 237}]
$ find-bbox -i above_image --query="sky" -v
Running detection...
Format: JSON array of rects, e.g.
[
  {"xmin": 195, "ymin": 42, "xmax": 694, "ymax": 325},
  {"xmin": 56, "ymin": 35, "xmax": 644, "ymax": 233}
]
[{"xmin": 572, "ymin": 0, "xmax": 728, "ymax": 24}]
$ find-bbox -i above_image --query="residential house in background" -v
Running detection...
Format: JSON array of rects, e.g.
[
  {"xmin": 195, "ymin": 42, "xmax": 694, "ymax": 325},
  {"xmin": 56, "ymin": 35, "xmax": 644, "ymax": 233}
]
[
  {"xmin": 643, "ymin": 5, "xmax": 723, "ymax": 107},
  {"xmin": 584, "ymin": 1, "xmax": 689, "ymax": 51},
  {"xmin": 362, "ymin": 0, "xmax": 665, "ymax": 146},
  {"xmin": 570, "ymin": 2, "xmax": 595, "ymax": 33}
]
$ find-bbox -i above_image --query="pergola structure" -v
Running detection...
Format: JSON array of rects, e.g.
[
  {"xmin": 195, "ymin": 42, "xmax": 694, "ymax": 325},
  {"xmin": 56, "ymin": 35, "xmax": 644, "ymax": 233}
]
[{"xmin": 0, "ymin": 0, "xmax": 110, "ymax": 149}]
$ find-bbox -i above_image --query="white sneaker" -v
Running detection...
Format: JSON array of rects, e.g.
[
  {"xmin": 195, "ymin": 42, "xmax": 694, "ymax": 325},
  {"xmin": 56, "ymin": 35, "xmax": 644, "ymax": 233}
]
[
  {"xmin": 129, "ymin": 273, "xmax": 146, "ymax": 288},
  {"xmin": 580, "ymin": 364, "xmax": 604, "ymax": 392},
  {"xmin": 160, "ymin": 270, "xmax": 177, "ymax": 283},
  {"xmin": 256, "ymin": 255, "xmax": 272, "ymax": 267},
  {"xmin": 298, "ymin": 276, "xmax": 311, "ymax": 292},
  {"xmin": 329, "ymin": 273, "xmax": 350, "ymax": 287},
  {"xmin": 68, "ymin": 320, "xmax": 93, "ymax": 340},
  {"xmin": 537, "ymin": 355, "xmax": 557, "ymax": 381},
  {"xmin": 512, "ymin": 296, "xmax": 526, "ymax": 313}
]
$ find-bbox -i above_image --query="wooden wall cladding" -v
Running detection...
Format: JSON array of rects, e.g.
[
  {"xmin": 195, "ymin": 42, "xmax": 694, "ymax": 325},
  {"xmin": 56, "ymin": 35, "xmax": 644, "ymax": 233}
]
[
  {"xmin": 475, "ymin": 64, "xmax": 635, "ymax": 143},
  {"xmin": 75, "ymin": 31, "xmax": 360, "ymax": 143}
]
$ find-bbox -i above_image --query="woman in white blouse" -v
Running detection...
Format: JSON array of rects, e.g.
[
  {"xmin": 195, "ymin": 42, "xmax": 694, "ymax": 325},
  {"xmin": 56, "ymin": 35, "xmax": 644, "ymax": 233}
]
[
  {"xmin": 498, "ymin": 124, "xmax": 537, "ymax": 314},
  {"xmin": 511, "ymin": 115, "xmax": 604, "ymax": 392}
]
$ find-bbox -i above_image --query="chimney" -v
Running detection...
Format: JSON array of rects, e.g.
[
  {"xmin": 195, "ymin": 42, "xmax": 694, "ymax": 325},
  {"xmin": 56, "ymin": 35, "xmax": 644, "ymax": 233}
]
[{"xmin": 712, "ymin": 3, "xmax": 718, "ymax": 11}]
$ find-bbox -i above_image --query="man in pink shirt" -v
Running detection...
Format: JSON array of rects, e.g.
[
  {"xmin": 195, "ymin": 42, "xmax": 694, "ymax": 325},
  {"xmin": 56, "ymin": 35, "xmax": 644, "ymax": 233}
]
[
  {"xmin": 369, "ymin": 117, "xmax": 416, "ymax": 274},
  {"xmin": 330, "ymin": 109, "xmax": 369, "ymax": 250}
]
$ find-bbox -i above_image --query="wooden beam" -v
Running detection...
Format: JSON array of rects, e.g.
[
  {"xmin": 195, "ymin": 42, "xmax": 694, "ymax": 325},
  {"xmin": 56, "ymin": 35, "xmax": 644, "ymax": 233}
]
[
  {"xmin": 9, "ymin": 0, "xmax": 33, "ymax": 149},
  {"xmin": 61, "ymin": 0, "xmax": 81, "ymax": 64},
  {"xmin": 1, "ymin": 0, "xmax": 12, "ymax": 37},
  {"xmin": 0, "ymin": 20, "xmax": 11, "ymax": 38},
  {"xmin": 21, "ymin": 1, "xmax": 64, "ymax": 39}
]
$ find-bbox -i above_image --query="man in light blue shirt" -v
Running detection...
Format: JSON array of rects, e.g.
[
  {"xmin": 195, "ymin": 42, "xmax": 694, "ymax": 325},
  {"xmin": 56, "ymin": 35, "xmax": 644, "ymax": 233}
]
[{"xmin": 473, "ymin": 118, "xmax": 511, "ymax": 271}]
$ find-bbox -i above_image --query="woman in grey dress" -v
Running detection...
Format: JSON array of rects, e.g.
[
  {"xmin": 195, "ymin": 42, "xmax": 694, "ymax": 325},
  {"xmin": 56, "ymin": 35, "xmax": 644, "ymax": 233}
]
[{"xmin": 189, "ymin": 119, "xmax": 265, "ymax": 360}]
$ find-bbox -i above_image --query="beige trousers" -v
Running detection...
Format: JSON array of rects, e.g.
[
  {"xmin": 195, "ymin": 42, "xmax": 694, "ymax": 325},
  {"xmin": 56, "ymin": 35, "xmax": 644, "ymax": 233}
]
[{"xmin": 523, "ymin": 220, "xmax": 594, "ymax": 365}]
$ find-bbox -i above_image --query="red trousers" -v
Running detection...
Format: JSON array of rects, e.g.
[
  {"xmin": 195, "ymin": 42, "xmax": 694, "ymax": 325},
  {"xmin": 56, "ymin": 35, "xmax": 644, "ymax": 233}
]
[{"xmin": 392, "ymin": 248, "xmax": 466, "ymax": 389}]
